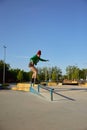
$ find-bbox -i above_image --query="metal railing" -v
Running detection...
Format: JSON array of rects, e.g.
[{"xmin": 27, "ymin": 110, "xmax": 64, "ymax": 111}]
[{"xmin": 37, "ymin": 84, "xmax": 54, "ymax": 101}]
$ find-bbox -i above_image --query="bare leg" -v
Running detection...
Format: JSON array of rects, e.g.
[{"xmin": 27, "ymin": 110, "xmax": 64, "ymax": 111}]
[{"xmin": 30, "ymin": 66, "xmax": 38, "ymax": 84}]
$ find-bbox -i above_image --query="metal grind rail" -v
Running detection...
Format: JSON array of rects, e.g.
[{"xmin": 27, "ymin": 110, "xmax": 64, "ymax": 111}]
[
  {"xmin": 38, "ymin": 84, "xmax": 54, "ymax": 101},
  {"xmin": 37, "ymin": 84, "xmax": 75, "ymax": 101},
  {"xmin": 30, "ymin": 84, "xmax": 75, "ymax": 101}
]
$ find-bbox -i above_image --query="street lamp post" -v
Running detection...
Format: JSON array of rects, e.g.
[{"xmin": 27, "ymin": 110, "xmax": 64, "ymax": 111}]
[{"xmin": 3, "ymin": 45, "xmax": 6, "ymax": 84}]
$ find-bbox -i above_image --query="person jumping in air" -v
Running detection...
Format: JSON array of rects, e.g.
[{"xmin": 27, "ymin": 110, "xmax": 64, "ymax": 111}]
[{"xmin": 29, "ymin": 50, "xmax": 49, "ymax": 84}]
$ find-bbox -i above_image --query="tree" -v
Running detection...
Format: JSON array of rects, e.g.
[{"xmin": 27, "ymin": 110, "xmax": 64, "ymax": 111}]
[
  {"xmin": 51, "ymin": 66, "xmax": 62, "ymax": 82},
  {"xmin": 17, "ymin": 70, "xmax": 23, "ymax": 82},
  {"xmin": 66, "ymin": 65, "xmax": 79, "ymax": 80},
  {"xmin": 72, "ymin": 66, "xmax": 79, "ymax": 80},
  {"xmin": 8, "ymin": 68, "xmax": 20, "ymax": 82},
  {"xmin": 52, "ymin": 71, "xmax": 56, "ymax": 81},
  {"xmin": 79, "ymin": 69, "xmax": 87, "ymax": 80},
  {"xmin": 48, "ymin": 67, "xmax": 52, "ymax": 81},
  {"xmin": 0, "ymin": 60, "xmax": 10, "ymax": 83}
]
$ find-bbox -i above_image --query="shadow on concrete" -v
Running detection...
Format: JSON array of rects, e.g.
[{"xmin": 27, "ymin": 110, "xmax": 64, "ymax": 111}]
[
  {"xmin": 54, "ymin": 88, "xmax": 87, "ymax": 92},
  {"xmin": 54, "ymin": 91, "xmax": 75, "ymax": 101}
]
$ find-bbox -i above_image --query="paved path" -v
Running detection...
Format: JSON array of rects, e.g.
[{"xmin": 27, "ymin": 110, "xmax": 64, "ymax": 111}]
[{"xmin": 0, "ymin": 86, "xmax": 87, "ymax": 130}]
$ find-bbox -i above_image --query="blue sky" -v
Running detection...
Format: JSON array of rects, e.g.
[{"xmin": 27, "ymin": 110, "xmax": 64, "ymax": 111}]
[{"xmin": 0, "ymin": 0, "xmax": 87, "ymax": 74}]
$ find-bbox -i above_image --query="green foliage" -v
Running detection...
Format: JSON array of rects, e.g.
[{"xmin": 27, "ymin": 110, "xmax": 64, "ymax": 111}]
[
  {"xmin": 51, "ymin": 66, "xmax": 62, "ymax": 81},
  {"xmin": 52, "ymin": 71, "xmax": 56, "ymax": 81},
  {"xmin": 0, "ymin": 59, "xmax": 87, "ymax": 83},
  {"xmin": 17, "ymin": 70, "xmax": 23, "ymax": 82},
  {"xmin": 79, "ymin": 69, "xmax": 87, "ymax": 80},
  {"xmin": 66, "ymin": 65, "xmax": 79, "ymax": 80},
  {"xmin": 0, "ymin": 60, "xmax": 10, "ymax": 83},
  {"xmin": 38, "ymin": 66, "xmax": 62, "ymax": 82}
]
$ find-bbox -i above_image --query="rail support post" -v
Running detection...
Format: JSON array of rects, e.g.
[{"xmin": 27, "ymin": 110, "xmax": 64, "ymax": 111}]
[
  {"xmin": 38, "ymin": 84, "xmax": 40, "ymax": 93},
  {"xmin": 50, "ymin": 88, "xmax": 54, "ymax": 101}
]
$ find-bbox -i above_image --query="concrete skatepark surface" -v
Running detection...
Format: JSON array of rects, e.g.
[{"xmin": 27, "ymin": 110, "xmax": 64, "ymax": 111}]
[{"xmin": 0, "ymin": 85, "xmax": 87, "ymax": 130}]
